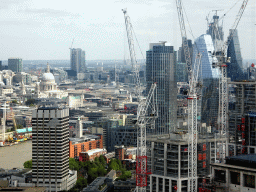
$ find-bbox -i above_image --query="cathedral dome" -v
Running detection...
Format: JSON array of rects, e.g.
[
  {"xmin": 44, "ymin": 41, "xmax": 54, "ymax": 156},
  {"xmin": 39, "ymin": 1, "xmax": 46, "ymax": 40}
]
[{"xmin": 42, "ymin": 73, "xmax": 55, "ymax": 81}]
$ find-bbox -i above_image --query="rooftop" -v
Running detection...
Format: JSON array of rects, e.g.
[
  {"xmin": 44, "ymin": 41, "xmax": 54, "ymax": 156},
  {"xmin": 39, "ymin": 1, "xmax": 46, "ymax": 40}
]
[
  {"xmin": 69, "ymin": 134, "xmax": 100, "ymax": 144},
  {"xmin": 80, "ymin": 148, "xmax": 106, "ymax": 156},
  {"xmin": 225, "ymin": 154, "xmax": 256, "ymax": 169}
]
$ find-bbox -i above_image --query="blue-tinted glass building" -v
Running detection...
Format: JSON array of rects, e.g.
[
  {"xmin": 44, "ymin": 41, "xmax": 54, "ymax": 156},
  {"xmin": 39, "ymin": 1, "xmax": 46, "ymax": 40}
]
[
  {"xmin": 146, "ymin": 42, "xmax": 177, "ymax": 134},
  {"xmin": 227, "ymin": 29, "xmax": 245, "ymax": 81},
  {"xmin": 193, "ymin": 34, "xmax": 219, "ymax": 128}
]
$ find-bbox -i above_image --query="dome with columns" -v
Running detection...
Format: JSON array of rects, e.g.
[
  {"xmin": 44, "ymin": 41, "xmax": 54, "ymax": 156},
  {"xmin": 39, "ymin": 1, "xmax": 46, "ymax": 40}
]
[{"xmin": 40, "ymin": 63, "xmax": 57, "ymax": 92}]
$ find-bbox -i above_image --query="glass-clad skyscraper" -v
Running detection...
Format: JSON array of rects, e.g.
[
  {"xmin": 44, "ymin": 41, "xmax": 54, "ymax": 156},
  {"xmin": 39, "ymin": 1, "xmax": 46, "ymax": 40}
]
[
  {"xmin": 227, "ymin": 29, "xmax": 245, "ymax": 81},
  {"xmin": 193, "ymin": 34, "xmax": 219, "ymax": 128},
  {"xmin": 146, "ymin": 42, "xmax": 177, "ymax": 134}
]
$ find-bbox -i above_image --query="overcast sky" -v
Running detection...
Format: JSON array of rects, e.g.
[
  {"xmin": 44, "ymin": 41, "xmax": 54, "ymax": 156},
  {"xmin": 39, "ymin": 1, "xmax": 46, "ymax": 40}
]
[{"xmin": 0, "ymin": 0, "xmax": 255, "ymax": 61}]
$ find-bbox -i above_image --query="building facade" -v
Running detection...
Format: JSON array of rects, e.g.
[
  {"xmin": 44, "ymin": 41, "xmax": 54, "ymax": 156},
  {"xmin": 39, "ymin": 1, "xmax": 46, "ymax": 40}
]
[
  {"xmin": 32, "ymin": 107, "xmax": 75, "ymax": 191},
  {"xmin": 70, "ymin": 48, "xmax": 86, "ymax": 74},
  {"xmin": 8, "ymin": 58, "xmax": 22, "ymax": 73},
  {"xmin": 146, "ymin": 42, "xmax": 177, "ymax": 134},
  {"xmin": 69, "ymin": 135, "xmax": 103, "ymax": 159},
  {"xmin": 211, "ymin": 154, "xmax": 256, "ymax": 191},
  {"xmin": 193, "ymin": 34, "xmax": 219, "ymax": 129},
  {"xmin": 146, "ymin": 133, "xmax": 224, "ymax": 192},
  {"xmin": 227, "ymin": 29, "xmax": 245, "ymax": 81}
]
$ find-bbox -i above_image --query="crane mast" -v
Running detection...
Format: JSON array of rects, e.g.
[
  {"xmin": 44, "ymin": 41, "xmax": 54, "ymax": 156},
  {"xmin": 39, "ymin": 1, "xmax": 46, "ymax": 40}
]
[
  {"xmin": 122, "ymin": 9, "xmax": 157, "ymax": 192},
  {"xmin": 176, "ymin": 1, "xmax": 202, "ymax": 191},
  {"xmin": 122, "ymin": 9, "xmax": 141, "ymax": 98},
  {"xmin": 136, "ymin": 83, "xmax": 157, "ymax": 192},
  {"xmin": 212, "ymin": 0, "xmax": 248, "ymax": 163},
  {"xmin": 176, "ymin": 0, "xmax": 192, "ymax": 81}
]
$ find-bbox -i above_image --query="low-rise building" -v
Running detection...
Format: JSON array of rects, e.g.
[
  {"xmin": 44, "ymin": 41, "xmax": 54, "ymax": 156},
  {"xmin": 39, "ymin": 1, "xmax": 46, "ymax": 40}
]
[
  {"xmin": 82, "ymin": 170, "xmax": 116, "ymax": 192},
  {"xmin": 79, "ymin": 148, "xmax": 107, "ymax": 161},
  {"xmin": 104, "ymin": 152, "xmax": 115, "ymax": 164},
  {"xmin": 69, "ymin": 134, "xmax": 103, "ymax": 159}
]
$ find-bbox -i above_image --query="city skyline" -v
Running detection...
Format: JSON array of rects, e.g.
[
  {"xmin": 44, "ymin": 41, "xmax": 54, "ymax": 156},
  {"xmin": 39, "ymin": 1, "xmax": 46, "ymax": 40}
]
[{"xmin": 0, "ymin": 0, "xmax": 255, "ymax": 61}]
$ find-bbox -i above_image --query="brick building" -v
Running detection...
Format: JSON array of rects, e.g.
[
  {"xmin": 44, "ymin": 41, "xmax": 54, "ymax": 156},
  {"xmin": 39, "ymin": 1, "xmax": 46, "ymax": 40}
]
[
  {"xmin": 79, "ymin": 148, "xmax": 107, "ymax": 161},
  {"xmin": 115, "ymin": 145, "xmax": 126, "ymax": 161},
  {"xmin": 69, "ymin": 134, "xmax": 103, "ymax": 159}
]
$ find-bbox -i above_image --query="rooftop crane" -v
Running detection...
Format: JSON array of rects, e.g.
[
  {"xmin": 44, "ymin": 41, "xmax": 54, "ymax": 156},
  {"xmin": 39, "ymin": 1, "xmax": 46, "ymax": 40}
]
[
  {"xmin": 122, "ymin": 9, "xmax": 141, "ymax": 98},
  {"xmin": 176, "ymin": 1, "xmax": 202, "ymax": 191},
  {"xmin": 212, "ymin": 0, "xmax": 249, "ymax": 163}
]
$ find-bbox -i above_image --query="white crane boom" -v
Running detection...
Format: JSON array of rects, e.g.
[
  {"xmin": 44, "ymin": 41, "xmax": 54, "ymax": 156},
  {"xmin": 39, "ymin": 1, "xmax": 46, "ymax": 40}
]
[
  {"xmin": 136, "ymin": 83, "xmax": 157, "ymax": 192},
  {"xmin": 212, "ymin": 0, "xmax": 249, "ymax": 163},
  {"xmin": 176, "ymin": 0, "xmax": 192, "ymax": 81},
  {"xmin": 122, "ymin": 9, "xmax": 141, "ymax": 98},
  {"xmin": 176, "ymin": 1, "xmax": 202, "ymax": 191}
]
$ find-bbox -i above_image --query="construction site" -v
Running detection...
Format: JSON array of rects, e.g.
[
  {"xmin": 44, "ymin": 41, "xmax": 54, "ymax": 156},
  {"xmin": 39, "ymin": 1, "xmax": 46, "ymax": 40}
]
[{"xmin": 121, "ymin": 0, "xmax": 251, "ymax": 191}]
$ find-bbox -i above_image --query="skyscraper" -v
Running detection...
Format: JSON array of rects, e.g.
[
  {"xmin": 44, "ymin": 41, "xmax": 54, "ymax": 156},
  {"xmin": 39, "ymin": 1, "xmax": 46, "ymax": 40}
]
[
  {"xmin": 146, "ymin": 42, "xmax": 177, "ymax": 134},
  {"xmin": 32, "ymin": 107, "xmax": 76, "ymax": 191},
  {"xmin": 70, "ymin": 48, "xmax": 86, "ymax": 74},
  {"xmin": 8, "ymin": 58, "xmax": 22, "ymax": 72},
  {"xmin": 227, "ymin": 29, "xmax": 245, "ymax": 81},
  {"xmin": 193, "ymin": 34, "xmax": 219, "ymax": 128}
]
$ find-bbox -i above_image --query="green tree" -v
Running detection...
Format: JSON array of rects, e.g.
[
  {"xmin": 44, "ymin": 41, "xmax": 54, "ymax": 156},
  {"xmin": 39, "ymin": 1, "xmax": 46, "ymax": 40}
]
[
  {"xmin": 12, "ymin": 100, "xmax": 18, "ymax": 104},
  {"xmin": 23, "ymin": 160, "xmax": 32, "ymax": 168},
  {"xmin": 17, "ymin": 124, "xmax": 23, "ymax": 129},
  {"xmin": 98, "ymin": 166, "xmax": 107, "ymax": 176},
  {"xmin": 75, "ymin": 177, "xmax": 87, "ymax": 190},
  {"xmin": 25, "ymin": 99, "xmax": 35, "ymax": 106},
  {"xmin": 94, "ymin": 157, "xmax": 99, "ymax": 162},
  {"xmin": 116, "ymin": 171, "xmax": 131, "ymax": 181},
  {"xmin": 99, "ymin": 155, "xmax": 106, "ymax": 165},
  {"xmin": 107, "ymin": 159, "xmax": 119, "ymax": 172},
  {"xmin": 87, "ymin": 168, "xmax": 98, "ymax": 183},
  {"xmin": 69, "ymin": 158, "xmax": 80, "ymax": 171}
]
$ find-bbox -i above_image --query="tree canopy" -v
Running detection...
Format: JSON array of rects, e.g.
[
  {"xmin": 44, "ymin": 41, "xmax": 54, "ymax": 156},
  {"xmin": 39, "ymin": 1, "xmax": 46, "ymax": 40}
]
[{"xmin": 23, "ymin": 160, "xmax": 32, "ymax": 169}]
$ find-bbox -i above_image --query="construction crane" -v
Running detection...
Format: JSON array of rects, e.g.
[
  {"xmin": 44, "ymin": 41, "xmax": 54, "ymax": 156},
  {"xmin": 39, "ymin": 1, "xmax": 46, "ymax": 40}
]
[
  {"xmin": 176, "ymin": 1, "xmax": 203, "ymax": 191},
  {"xmin": 136, "ymin": 83, "xmax": 157, "ymax": 192},
  {"xmin": 122, "ymin": 8, "xmax": 141, "ymax": 98},
  {"xmin": 176, "ymin": 0, "xmax": 192, "ymax": 82},
  {"xmin": 70, "ymin": 38, "xmax": 75, "ymax": 50},
  {"xmin": 212, "ymin": 0, "xmax": 249, "ymax": 163}
]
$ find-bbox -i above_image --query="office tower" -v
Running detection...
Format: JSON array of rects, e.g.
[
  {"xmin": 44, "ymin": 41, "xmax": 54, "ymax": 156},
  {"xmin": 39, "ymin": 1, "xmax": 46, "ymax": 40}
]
[
  {"xmin": 70, "ymin": 48, "xmax": 86, "ymax": 74},
  {"xmin": 8, "ymin": 58, "xmax": 23, "ymax": 72},
  {"xmin": 32, "ymin": 107, "xmax": 75, "ymax": 191},
  {"xmin": 146, "ymin": 42, "xmax": 177, "ymax": 134},
  {"xmin": 227, "ymin": 29, "xmax": 245, "ymax": 81},
  {"xmin": 193, "ymin": 34, "xmax": 219, "ymax": 129}
]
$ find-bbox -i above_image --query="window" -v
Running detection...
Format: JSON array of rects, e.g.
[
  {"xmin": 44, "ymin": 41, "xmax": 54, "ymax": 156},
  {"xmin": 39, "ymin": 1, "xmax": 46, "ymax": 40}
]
[
  {"xmin": 244, "ymin": 174, "xmax": 255, "ymax": 188},
  {"xmin": 230, "ymin": 171, "xmax": 240, "ymax": 185},
  {"xmin": 214, "ymin": 169, "xmax": 226, "ymax": 183}
]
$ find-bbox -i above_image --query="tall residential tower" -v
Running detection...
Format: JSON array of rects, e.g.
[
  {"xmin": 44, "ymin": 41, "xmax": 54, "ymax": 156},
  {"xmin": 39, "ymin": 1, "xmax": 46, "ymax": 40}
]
[{"xmin": 146, "ymin": 42, "xmax": 177, "ymax": 134}]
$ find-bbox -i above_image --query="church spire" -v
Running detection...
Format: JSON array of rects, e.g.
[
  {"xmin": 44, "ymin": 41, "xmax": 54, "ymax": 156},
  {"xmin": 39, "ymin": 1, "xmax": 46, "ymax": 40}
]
[{"xmin": 47, "ymin": 62, "xmax": 50, "ymax": 73}]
